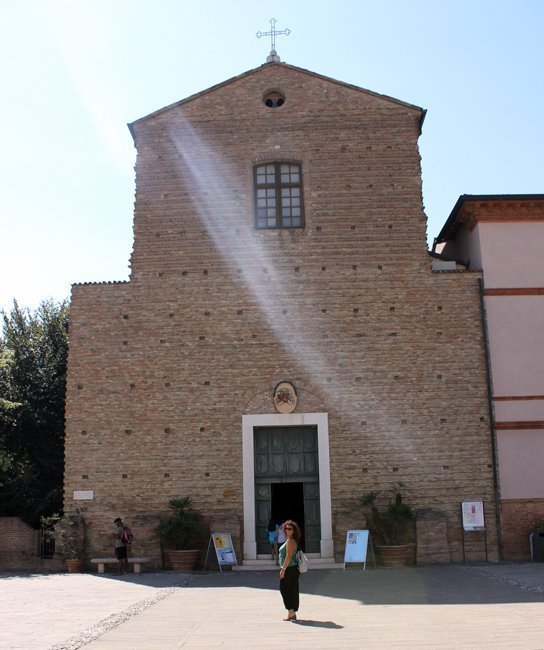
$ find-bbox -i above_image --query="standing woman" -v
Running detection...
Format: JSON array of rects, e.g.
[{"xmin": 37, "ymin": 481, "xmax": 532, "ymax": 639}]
[{"xmin": 278, "ymin": 519, "xmax": 301, "ymax": 621}]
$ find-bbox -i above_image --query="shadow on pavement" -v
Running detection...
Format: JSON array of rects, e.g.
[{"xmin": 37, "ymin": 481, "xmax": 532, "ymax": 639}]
[
  {"xmin": 293, "ymin": 619, "xmax": 343, "ymax": 629},
  {"xmin": 162, "ymin": 564, "xmax": 544, "ymax": 606},
  {"xmin": 3, "ymin": 564, "xmax": 544, "ymax": 607}
]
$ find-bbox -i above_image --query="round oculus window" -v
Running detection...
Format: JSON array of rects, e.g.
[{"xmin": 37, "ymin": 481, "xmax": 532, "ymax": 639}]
[{"xmin": 263, "ymin": 91, "xmax": 285, "ymax": 108}]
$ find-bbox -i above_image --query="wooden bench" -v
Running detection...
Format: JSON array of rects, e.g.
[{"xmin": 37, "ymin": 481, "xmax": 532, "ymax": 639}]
[{"xmin": 90, "ymin": 557, "xmax": 151, "ymax": 574}]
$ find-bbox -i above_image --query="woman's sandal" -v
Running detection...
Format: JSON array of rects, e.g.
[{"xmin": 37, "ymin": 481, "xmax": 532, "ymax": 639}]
[{"xmin": 283, "ymin": 613, "xmax": 297, "ymax": 621}]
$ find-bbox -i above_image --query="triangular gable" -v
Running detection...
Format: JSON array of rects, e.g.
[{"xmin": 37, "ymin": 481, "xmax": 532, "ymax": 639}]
[{"xmin": 128, "ymin": 61, "xmax": 426, "ymax": 138}]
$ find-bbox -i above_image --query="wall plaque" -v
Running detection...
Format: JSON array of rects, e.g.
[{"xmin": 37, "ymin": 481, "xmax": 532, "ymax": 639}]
[
  {"xmin": 73, "ymin": 490, "xmax": 94, "ymax": 500},
  {"xmin": 273, "ymin": 381, "xmax": 297, "ymax": 413}
]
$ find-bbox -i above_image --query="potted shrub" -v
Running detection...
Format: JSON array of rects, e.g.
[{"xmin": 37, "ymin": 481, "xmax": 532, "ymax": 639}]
[
  {"xmin": 41, "ymin": 512, "xmax": 87, "ymax": 572},
  {"xmin": 360, "ymin": 483, "xmax": 414, "ymax": 566},
  {"xmin": 156, "ymin": 497, "xmax": 203, "ymax": 570}
]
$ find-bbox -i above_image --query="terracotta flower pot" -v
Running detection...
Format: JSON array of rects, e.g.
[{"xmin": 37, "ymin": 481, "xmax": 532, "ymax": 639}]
[
  {"xmin": 375, "ymin": 544, "xmax": 411, "ymax": 567},
  {"xmin": 166, "ymin": 549, "xmax": 199, "ymax": 571},
  {"xmin": 65, "ymin": 559, "xmax": 84, "ymax": 573}
]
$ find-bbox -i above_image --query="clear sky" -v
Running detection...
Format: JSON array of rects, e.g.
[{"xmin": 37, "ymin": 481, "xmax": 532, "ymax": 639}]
[{"xmin": 1, "ymin": 0, "xmax": 542, "ymax": 313}]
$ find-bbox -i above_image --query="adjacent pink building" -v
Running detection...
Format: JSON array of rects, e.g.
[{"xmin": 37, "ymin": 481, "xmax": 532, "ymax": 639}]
[{"xmin": 434, "ymin": 195, "xmax": 544, "ymax": 559}]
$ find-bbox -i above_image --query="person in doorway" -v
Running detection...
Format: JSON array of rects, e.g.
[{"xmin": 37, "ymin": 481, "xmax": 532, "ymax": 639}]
[
  {"xmin": 113, "ymin": 517, "xmax": 128, "ymax": 575},
  {"xmin": 276, "ymin": 519, "xmax": 287, "ymax": 547},
  {"xmin": 278, "ymin": 519, "xmax": 301, "ymax": 621},
  {"xmin": 267, "ymin": 517, "xmax": 279, "ymax": 564}
]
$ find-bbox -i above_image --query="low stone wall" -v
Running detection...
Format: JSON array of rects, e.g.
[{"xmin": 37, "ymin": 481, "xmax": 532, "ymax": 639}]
[
  {"xmin": 0, "ymin": 517, "xmax": 63, "ymax": 572},
  {"xmin": 501, "ymin": 498, "xmax": 544, "ymax": 560}
]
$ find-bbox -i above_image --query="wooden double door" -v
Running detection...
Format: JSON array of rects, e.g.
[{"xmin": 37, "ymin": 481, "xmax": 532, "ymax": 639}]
[{"xmin": 254, "ymin": 426, "xmax": 320, "ymax": 554}]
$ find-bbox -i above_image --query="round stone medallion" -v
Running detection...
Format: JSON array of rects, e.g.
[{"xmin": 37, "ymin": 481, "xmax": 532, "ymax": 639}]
[{"xmin": 273, "ymin": 381, "xmax": 297, "ymax": 413}]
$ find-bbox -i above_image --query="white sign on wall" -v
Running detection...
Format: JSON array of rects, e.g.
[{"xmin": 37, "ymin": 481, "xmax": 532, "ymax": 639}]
[{"xmin": 73, "ymin": 490, "xmax": 94, "ymax": 500}]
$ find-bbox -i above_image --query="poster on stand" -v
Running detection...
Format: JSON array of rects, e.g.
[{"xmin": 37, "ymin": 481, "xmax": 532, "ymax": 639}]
[
  {"xmin": 211, "ymin": 533, "xmax": 237, "ymax": 568},
  {"xmin": 461, "ymin": 501, "xmax": 485, "ymax": 531},
  {"xmin": 343, "ymin": 530, "xmax": 373, "ymax": 569}
]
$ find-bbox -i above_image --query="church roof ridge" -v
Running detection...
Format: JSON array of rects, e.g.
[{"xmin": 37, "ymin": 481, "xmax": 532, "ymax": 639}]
[{"xmin": 128, "ymin": 61, "xmax": 426, "ymax": 139}]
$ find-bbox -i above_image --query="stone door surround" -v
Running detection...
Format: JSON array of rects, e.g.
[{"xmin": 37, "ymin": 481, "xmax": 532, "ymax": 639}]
[{"xmin": 242, "ymin": 412, "xmax": 333, "ymax": 560}]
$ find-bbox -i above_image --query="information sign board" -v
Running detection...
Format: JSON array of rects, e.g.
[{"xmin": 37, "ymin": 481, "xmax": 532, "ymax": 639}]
[
  {"xmin": 461, "ymin": 501, "xmax": 485, "ymax": 531},
  {"xmin": 343, "ymin": 530, "xmax": 373, "ymax": 569},
  {"xmin": 204, "ymin": 533, "xmax": 237, "ymax": 572}
]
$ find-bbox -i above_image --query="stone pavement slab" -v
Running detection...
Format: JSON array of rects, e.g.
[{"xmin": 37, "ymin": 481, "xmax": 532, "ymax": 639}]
[
  {"xmin": 3, "ymin": 564, "xmax": 544, "ymax": 649},
  {"xmin": 83, "ymin": 565, "xmax": 544, "ymax": 649},
  {"xmin": 0, "ymin": 571, "xmax": 185, "ymax": 650}
]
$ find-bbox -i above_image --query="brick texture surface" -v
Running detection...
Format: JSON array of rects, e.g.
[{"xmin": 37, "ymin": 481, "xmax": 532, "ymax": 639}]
[
  {"xmin": 416, "ymin": 509, "xmax": 450, "ymax": 564},
  {"xmin": 501, "ymin": 498, "xmax": 544, "ymax": 560},
  {"xmin": 0, "ymin": 516, "xmax": 63, "ymax": 571},
  {"xmin": 64, "ymin": 62, "xmax": 499, "ymax": 564}
]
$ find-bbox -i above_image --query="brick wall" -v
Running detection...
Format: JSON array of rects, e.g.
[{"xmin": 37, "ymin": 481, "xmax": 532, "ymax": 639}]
[
  {"xmin": 0, "ymin": 517, "xmax": 62, "ymax": 571},
  {"xmin": 501, "ymin": 498, "xmax": 544, "ymax": 560},
  {"xmin": 64, "ymin": 62, "xmax": 499, "ymax": 563}
]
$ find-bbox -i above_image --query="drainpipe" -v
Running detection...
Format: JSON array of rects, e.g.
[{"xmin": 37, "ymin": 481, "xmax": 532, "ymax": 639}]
[{"xmin": 478, "ymin": 277, "xmax": 504, "ymax": 560}]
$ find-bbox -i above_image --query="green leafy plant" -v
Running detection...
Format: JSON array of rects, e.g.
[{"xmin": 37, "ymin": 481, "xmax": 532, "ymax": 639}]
[
  {"xmin": 360, "ymin": 483, "xmax": 414, "ymax": 546},
  {"xmin": 155, "ymin": 497, "xmax": 203, "ymax": 550},
  {"xmin": 41, "ymin": 511, "xmax": 87, "ymax": 559}
]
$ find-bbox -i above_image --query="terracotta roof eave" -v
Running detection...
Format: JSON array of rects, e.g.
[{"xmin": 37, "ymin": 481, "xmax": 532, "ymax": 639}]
[
  {"xmin": 434, "ymin": 193, "xmax": 544, "ymax": 246},
  {"xmin": 419, "ymin": 109, "xmax": 427, "ymax": 134},
  {"xmin": 127, "ymin": 61, "xmax": 426, "ymax": 139}
]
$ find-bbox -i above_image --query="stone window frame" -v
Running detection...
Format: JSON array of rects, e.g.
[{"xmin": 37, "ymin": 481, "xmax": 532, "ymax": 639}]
[{"xmin": 253, "ymin": 162, "xmax": 305, "ymax": 230}]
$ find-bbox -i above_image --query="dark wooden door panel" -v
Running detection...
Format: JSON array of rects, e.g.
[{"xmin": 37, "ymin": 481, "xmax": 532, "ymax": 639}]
[{"xmin": 254, "ymin": 426, "xmax": 320, "ymax": 554}]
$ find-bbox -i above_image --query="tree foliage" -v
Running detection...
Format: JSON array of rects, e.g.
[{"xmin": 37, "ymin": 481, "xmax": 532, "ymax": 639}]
[
  {"xmin": 155, "ymin": 497, "xmax": 204, "ymax": 550},
  {"xmin": 0, "ymin": 299, "xmax": 69, "ymax": 526},
  {"xmin": 360, "ymin": 483, "xmax": 414, "ymax": 545}
]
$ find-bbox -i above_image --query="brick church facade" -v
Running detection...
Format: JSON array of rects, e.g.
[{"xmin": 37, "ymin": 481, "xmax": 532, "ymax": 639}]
[{"xmin": 64, "ymin": 59, "xmax": 500, "ymax": 565}]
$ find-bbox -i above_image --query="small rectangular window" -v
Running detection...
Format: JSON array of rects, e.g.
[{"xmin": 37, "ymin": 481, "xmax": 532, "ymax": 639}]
[{"xmin": 253, "ymin": 162, "xmax": 305, "ymax": 229}]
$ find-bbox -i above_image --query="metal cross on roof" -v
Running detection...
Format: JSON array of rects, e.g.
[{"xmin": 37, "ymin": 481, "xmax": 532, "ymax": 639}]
[{"xmin": 256, "ymin": 18, "xmax": 290, "ymax": 54}]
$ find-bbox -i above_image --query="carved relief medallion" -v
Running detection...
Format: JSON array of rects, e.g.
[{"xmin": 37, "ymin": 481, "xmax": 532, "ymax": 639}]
[{"xmin": 273, "ymin": 381, "xmax": 297, "ymax": 414}]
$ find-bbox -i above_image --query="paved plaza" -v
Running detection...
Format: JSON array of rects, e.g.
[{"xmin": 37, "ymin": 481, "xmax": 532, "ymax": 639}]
[{"xmin": 2, "ymin": 563, "xmax": 544, "ymax": 649}]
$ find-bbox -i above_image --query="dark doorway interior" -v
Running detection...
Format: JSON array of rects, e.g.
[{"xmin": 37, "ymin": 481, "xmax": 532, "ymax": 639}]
[{"xmin": 271, "ymin": 482, "xmax": 306, "ymax": 551}]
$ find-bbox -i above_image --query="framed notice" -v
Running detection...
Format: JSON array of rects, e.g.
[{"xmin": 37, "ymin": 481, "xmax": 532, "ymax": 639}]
[
  {"xmin": 343, "ymin": 530, "xmax": 374, "ymax": 570},
  {"xmin": 73, "ymin": 490, "xmax": 94, "ymax": 500},
  {"xmin": 460, "ymin": 501, "xmax": 488, "ymax": 562},
  {"xmin": 461, "ymin": 501, "xmax": 485, "ymax": 531},
  {"xmin": 204, "ymin": 533, "xmax": 237, "ymax": 572}
]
